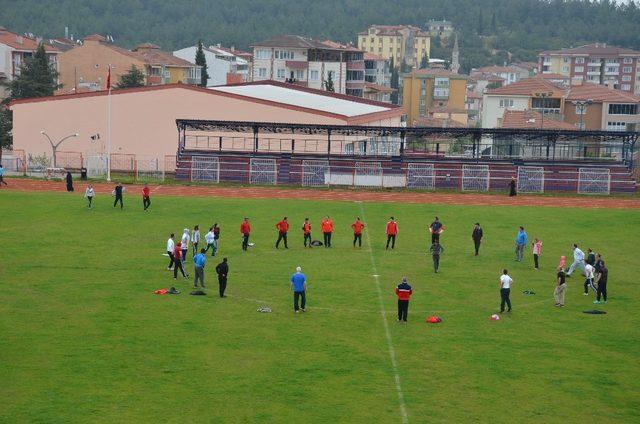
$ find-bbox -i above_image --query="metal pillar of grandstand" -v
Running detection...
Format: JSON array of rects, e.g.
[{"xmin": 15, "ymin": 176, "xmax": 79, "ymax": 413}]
[{"xmin": 175, "ymin": 119, "xmax": 639, "ymax": 194}]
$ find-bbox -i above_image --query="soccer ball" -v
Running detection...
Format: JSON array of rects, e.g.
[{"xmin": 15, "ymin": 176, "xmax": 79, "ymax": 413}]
[{"xmin": 490, "ymin": 314, "xmax": 500, "ymax": 321}]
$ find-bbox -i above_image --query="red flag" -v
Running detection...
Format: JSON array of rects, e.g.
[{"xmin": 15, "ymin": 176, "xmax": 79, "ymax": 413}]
[{"xmin": 106, "ymin": 65, "xmax": 111, "ymax": 90}]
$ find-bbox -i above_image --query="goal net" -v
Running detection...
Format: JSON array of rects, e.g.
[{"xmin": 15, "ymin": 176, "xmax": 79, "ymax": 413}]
[
  {"xmin": 250, "ymin": 158, "xmax": 277, "ymax": 185},
  {"xmin": 578, "ymin": 167, "xmax": 610, "ymax": 195},
  {"xmin": 462, "ymin": 164, "xmax": 490, "ymax": 192},
  {"xmin": 354, "ymin": 162, "xmax": 383, "ymax": 188},
  {"xmin": 136, "ymin": 157, "xmax": 164, "ymax": 182},
  {"xmin": 406, "ymin": 163, "xmax": 435, "ymax": 189},
  {"xmin": 191, "ymin": 156, "xmax": 220, "ymax": 183},
  {"xmin": 301, "ymin": 160, "xmax": 329, "ymax": 187},
  {"xmin": 517, "ymin": 166, "xmax": 545, "ymax": 193}
]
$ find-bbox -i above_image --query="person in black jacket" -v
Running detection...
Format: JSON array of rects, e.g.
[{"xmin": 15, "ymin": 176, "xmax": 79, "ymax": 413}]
[
  {"xmin": 472, "ymin": 222, "xmax": 483, "ymax": 256},
  {"xmin": 65, "ymin": 171, "xmax": 74, "ymax": 192},
  {"xmin": 113, "ymin": 182, "xmax": 124, "ymax": 209},
  {"xmin": 215, "ymin": 258, "xmax": 229, "ymax": 298}
]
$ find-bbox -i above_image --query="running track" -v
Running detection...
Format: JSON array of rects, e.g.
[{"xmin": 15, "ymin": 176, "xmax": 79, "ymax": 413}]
[{"xmin": 3, "ymin": 178, "xmax": 639, "ymax": 209}]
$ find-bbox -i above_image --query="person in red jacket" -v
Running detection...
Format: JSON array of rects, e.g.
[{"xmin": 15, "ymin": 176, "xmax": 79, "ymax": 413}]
[
  {"xmin": 321, "ymin": 216, "xmax": 334, "ymax": 248},
  {"xmin": 351, "ymin": 217, "xmax": 365, "ymax": 248},
  {"xmin": 302, "ymin": 218, "xmax": 312, "ymax": 247},
  {"xmin": 142, "ymin": 184, "xmax": 151, "ymax": 211},
  {"xmin": 395, "ymin": 277, "xmax": 413, "ymax": 323},
  {"xmin": 275, "ymin": 216, "xmax": 289, "ymax": 249},
  {"xmin": 240, "ymin": 218, "xmax": 251, "ymax": 251},
  {"xmin": 386, "ymin": 217, "xmax": 398, "ymax": 250},
  {"xmin": 173, "ymin": 242, "xmax": 189, "ymax": 279}
]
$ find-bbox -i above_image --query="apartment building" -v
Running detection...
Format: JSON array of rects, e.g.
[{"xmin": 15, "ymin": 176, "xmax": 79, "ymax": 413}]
[
  {"xmin": 538, "ymin": 43, "xmax": 640, "ymax": 95},
  {"xmin": 58, "ymin": 35, "xmax": 200, "ymax": 92},
  {"xmin": 174, "ymin": 44, "xmax": 250, "ymax": 86},
  {"xmin": 251, "ymin": 35, "xmax": 364, "ymax": 96},
  {"xmin": 402, "ymin": 68, "xmax": 468, "ymax": 126},
  {"xmin": 357, "ymin": 25, "xmax": 430, "ymax": 68},
  {"xmin": 0, "ymin": 26, "xmax": 60, "ymax": 98},
  {"xmin": 362, "ymin": 53, "xmax": 393, "ymax": 102},
  {"xmin": 426, "ymin": 20, "xmax": 455, "ymax": 39},
  {"xmin": 472, "ymin": 65, "xmax": 531, "ymax": 86}
]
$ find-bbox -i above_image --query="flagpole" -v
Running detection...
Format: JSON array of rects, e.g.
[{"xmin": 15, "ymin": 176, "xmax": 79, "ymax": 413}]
[{"xmin": 106, "ymin": 65, "xmax": 112, "ymax": 182}]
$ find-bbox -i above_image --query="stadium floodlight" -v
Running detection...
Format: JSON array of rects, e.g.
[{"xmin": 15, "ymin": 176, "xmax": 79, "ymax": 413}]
[{"xmin": 40, "ymin": 131, "xmax": 79, "ymax": 167}]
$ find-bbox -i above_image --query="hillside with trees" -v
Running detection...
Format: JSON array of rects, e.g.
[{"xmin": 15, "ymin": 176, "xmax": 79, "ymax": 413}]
[{"xmin": 0, "ymin": 0, "xmax": 639, "ymax": 72}]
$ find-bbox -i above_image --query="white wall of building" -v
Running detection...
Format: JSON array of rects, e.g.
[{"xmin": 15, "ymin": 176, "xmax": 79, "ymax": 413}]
[
  {"xmin": 174, "ymin": 46, "xmax": 232, "ymax": 86},
  {"xmin": 482, "ymin": 95, "xmax": 530, "ymax": 128}
]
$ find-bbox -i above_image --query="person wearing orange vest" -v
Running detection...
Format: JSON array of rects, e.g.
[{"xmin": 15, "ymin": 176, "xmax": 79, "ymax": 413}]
[
  {"xmin": 302, "ymin": 218, "xmax": 312, "ymax": 247},
  {"xmin": 395, "ymin": 277, "xmax": 413, "ymax": 322},
  {"xmin": 142, "ymin": 184, "xmax": 151, "ymax": 211},
  {"xmin": 351, "ymin": 217, "xmax": 365, "ymax": 248},
  {"xmin": 240, "ymin": 218, "xmax": 251, "ymax": 251},
  {"xmin": 275, "ymin": 217, "xmax": 289, "ymax": 249},
  {"xmin": 321, "ymin": 216, "xmax": 334, "ymax": 248},
  {"xmin": 386, "ymin": 217, "xmax": 398, "ymax": 250}
]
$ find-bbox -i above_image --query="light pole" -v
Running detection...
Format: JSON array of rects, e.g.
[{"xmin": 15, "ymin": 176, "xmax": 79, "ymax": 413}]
[
  {"xmin": 533, "ymin": 91, "xmax": 554, "ymax": 129},
  {"xmin": 572, "ymin": 99, "xmax": 593, "ymax": 130},
  {"xmin": 40, "ymin": 131, "xmax": 79, "ymax": 167}
]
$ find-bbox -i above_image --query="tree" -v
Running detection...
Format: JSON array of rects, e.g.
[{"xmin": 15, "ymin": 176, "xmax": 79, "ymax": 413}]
[
  {"xmin": 324, "ymin": 71, "xmax": 334, "ymax": 92},
  {"xmin": 0, "ymin": 105, "xmax": 12, "ymax": 158},
  {"xmin": 195, "ymin": 40, "xmax": 209, "ymax": 87},
  {"xmin": 491, "ymin": 12, "xmax": 497, "ymax": 33},
  {"xmin": 115, "ymin": 65, "xmax": 146, "ymax": 89},
  {"xmin": 477, "ymin": 10, "xmax": 484, "ymax": 35},
  {"xmin": 390, "ymin": 57, "xmax": 399, "ymax": 105},
  {"xmin": 419, "ymin": 54, "xmax": 429, "ymax": 69}
]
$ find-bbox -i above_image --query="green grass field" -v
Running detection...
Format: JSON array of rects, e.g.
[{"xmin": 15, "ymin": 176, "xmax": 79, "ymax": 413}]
[{"xmin": 1, "ymin": 190, "xmax": 639, "ymax": 423}]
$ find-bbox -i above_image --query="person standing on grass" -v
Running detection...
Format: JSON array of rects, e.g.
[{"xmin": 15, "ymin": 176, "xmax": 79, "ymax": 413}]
[
  {"xmin": 515, "ymin": 226, "xmax": 528, "ymax": 262},
  {"xmin": 0, "ymin": 164, "xmax": 7, "ymax": 186},
  {"xmin": 386, "ymin": 217, "xmax": 398, "ymax": 250},
  {"xmin": 84, "ymin": 184, "xmax": 95, "ymax": 208},
  {"xmin": 395, "ymin": 277, "xmax": 413, "ymax": 323},
  {"xmin": 594, "ymin": 253, "xmax": 604, "ymax": 283},
  {"xmin": 166, "ymin": 233, "xmax": 175, "ymax": 270},
  {"xmin": 240, "ymin": 218, "xmax": 251, "ymax": 251},
  {"xmin": 499, "ymin": 269, "xmax": 513, "ymax": 313},
  {"xmin": 351, "ymin": 217, "xmax": 365, "ymax": 248},
  {"xmin": 532, "ymin": 238, "xmax": 543, "ymax": 270},
  {"xmin": 142, "ymin": 184, "xmax": 151, "ymax": 211},
  {"xmin": 193, "ymin": 248, "xmax": 206, "ymax": 289},
  {"xmin": 472, "ymin": 222, "xmax": 483, "ymax": 256},
  {"xmin": 66, "ymin": 171, "xmax": 74, "ymax": 192},
  {"xmin": 291, "ymin": 266, "xmax": 307, "ymax": 313},
  {"xmin": 302, "ymin": 218, "xmax": 312, "ymax": 248},
  {"xmin": 173, "ymin": 242, "xmax": 189, "ymax": 279},
  {"xmin": 204, "ymin": 227, "xmax": 216, "ymax": 256},
  {"xmin": 595, "ymin": 262, "xmax": 608, "ymax": 304},
  {"xmin": 429, "ymin": 216, "xmax": 443, "ymax": 244},
  {"xmin": 566, "ymin": 244, "xmax": 586, "ymax": 277},
  {"xmin": 181, "ymin": 228, "xmax": 190, "ymax": 264},
  {"xmin": 215, "ymin": 257, "xmax": 229, "ymax": 298},
  {"xmin": 554, "ymin": 267, "xmax": 567, "ymax": 307},
  {"xmin": 586, "ymin": 248, "xmax": 596, "ymax": 267},
  {"xmin": 192, "ymin": 225, "xmax": 201, "ymax": 256},
  {"xmin": 213, "ymin": 223, "xmax": 221, "ymax": 255},
  {"xmin": 113, "ymin": 182, "xmax": 124, "ymax": 209},
  {"xmin": 321, "ymin": 216, "xmax": 334, "ymax": 248},
  {"xmin": 583, "ymin": 262, "xmax": 596, "ymax": 296},
  {"xmin": 275, "ymin": 216, "xmax": 289, "ymax": 249},
  {"xmin": 429, "ymin": 240, "xmax": 444, "ymax": 273},
  {"xmin": 508, "ymin": 176, "xmax": 517, "ymax": 197}
]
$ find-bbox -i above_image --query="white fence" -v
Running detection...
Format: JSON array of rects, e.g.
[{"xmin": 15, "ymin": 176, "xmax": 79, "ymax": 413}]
[
  {"xmin": 250, "ymin": 158, "xmax": 277, "ymax": 185},
  {"xmin": 462, "ymin": 165, "xmax": 490, "ymax": 192},
  {"xmin": 578, "ymin": 168, "xmax": 611, "ymax": 195},
  {"xmin": 191, "ymin": 156, "xmax": 220, "ymax": 183},
  {"xmin": 517, "ymin": 166, "xmax": 545, "ymax": 193},
  {"xmin": 406, "ymin": 163, "xmax": 436, "ymax": 190}
]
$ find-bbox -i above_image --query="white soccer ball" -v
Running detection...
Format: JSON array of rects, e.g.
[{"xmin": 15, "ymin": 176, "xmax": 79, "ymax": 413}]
[{"xmin": 491, "ymin": 314, "xmax": 500, "ymax": 320}]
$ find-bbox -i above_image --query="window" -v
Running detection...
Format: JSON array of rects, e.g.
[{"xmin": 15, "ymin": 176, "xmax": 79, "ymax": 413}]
[
  {"xmin": 608, "ymin": 104, "xmax": 637, "ymax": 114},
  {"xmin": 276, "ymin": 68, "xmax": 285, "ymax": 79},
  {"xmin": 606, "ymin": 59, "xmax": 619, "ymax": 64},
  {"xmin": 588, "ymin": 75, "xmax": 598, "ymax": 81},
  {"xmin": 310, "ymin": 70, "xmax": 319, "ymax": 80},
  {"xmin": 434, "ymin": 77, "xmax": 449, "ymax": 86},
  {"xmin": 588, "ymin": 66, "xmax": 599, "ymax": 73},
  {"xmin": 606, "ymin": 66, "xmax": 618, "ymax": 73},
  {"xmin": 499, "ymin": 98, "xmax": 514, "ymax": 108},
  {"xmin": 562, "ymin": 66, "xmax": 570, "ymax": 73},
  {"xmin": 607, "ymin": 121, "xmax": 628, "ymax": 131},
  {"xmin": 257, "ymin": 67, "xmax": 267, "ymax": 78},
  {"xmin": 621, "ymin": 84, "xmax": 632, "ymax": 91},
  {"xmin": 563, "ymin": 57, "xmax": 570, "ymax": 63},
  {"xmin": 574, "ymin": 66, "xmax": 584, "ymax": 73},
  {"xmin": 255, "ymin": 49, "xmax": 271, "ymax": 60},
  {"xmin": 623, "ymin": 66, "xmax": 632, "ymax": 73},
  {"xmin": 275, "ymin": 50, "xmax": 295, "ymax": 60},
  {"xmin": 576, "ymin": 57, "xmax": 585, "ymax": 64},
  {"xmin": 623, "ymin": 57, "xmax": 633, "ymax": 64},
  {"xmin": 295, "ymin": 69, "xmax": 305, "ymax": 80},
  {"xmin": 149, "ymin": 67, "xmax": 161, "ymax": 76},
  {"xmin": 433, "ymin": 87, "xmax": 449, "ymax": 98},
  {"xmin": 622, "ymin": 75, "xmax": 632, "ymax": 82}
]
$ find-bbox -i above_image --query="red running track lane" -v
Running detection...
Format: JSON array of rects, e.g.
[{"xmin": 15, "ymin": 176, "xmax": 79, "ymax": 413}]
[{"xmin": 2, "ymin": 178, "xmax": 639, "ymax": 209}]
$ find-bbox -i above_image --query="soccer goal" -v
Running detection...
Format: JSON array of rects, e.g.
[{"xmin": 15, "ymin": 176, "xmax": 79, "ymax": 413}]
[
  {"xmin": 578, "ymin": 167, "xmax": 610, "ymax": 195},
  {"xmin": 517, "ymin": 166, "xmax": 545, "ymax": 193},
  {"xmin": 462, "ymin": 164, "xmax": 490, "ymax": 192},
  {"xmin": 354, "ymin": 161, "xmax": 383, "ymax": 188},
  {"xmin": 406, "ymin": 163, "xmax": 435, "ymax": 190},
  {"xmin": 191, "ymin": 156, "xmax": 220, "ymax": 183},
  {"xmin": 250, "ymin": 158, "xmax": 277, "ymax": 185},
  {"xmin": 136, "ymin": 157, "xmax": 164, "ymax": 182},
  {"xmin": 301, "ymin": 160, "xmax": 329, "ymax": 187}
]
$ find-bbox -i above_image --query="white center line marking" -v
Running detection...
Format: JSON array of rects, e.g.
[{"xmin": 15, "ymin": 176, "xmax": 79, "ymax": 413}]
[{"xmin": 359, "ymin": 202, "xmax": 409, "ymax": 423}]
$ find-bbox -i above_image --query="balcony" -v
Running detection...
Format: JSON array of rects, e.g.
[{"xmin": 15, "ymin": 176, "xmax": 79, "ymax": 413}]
[
  {"xmin": 346, "ymin": 60, "xmax": 365, "ymax": 70},
  {"xmin": 433, "ymin": 87, "xmax": 449, "ymax": 99}
]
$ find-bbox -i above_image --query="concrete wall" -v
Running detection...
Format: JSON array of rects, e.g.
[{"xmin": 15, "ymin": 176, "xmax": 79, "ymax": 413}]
[{"xmin": 481, "ymin": 95, "xmax": 529, "ymax": 128}]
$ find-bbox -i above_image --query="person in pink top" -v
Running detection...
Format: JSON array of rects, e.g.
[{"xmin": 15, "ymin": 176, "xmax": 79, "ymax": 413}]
[
  {"xmin": 532, "ymin": 238, "xmax": 543, "ymax": 270},
  {"xmin": 558, "ymin": 255, "xmax": 567, "ymax": 270}
]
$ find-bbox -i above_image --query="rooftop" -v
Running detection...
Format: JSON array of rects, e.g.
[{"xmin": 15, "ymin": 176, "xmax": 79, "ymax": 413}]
[
  {"xmin": 409, "ymin": 68, "xmax": 467, "ymax": 79},
  {"xmin": 252, "ymin": 34, "xmax": 337, "ymax": 50},
  {"xmin": 358, "ymin": 25, "xmax": 428, "ymax": 37},
  {"xmin": 364, "ymin": 52, "xmax": 387, "ymax": 61},
  {"xmin": 364, "ymin": 82, "xmax": 395, "ymax": 93},
  {"xmin": 501, "ymin": 110, "xmax": 575, "ymax": 130},
  {"xmin": 0, "ymin": 26, "xmax": 59, "ymax": 52},
  {"xmin": 485, "ymin": 78, "xmax": 564, "ymax": 96},
  {"xmin": 566, "ymin": 83, "xmax": 640, "ymax": 103},
  {"xmin": 540, "ymin": 43, "xmax": 640, "ymax": 57}
]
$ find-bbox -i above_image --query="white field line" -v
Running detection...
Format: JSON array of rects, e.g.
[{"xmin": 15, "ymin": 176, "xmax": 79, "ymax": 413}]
[{"xmin": 359, "ymin": 202, "xmax": 409, "ymax": 424}]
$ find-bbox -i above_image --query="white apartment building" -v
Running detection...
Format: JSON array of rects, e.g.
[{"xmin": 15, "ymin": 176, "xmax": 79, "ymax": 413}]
[{"xmin": 174, "ymin": 44, "xmax": 250, "ymax": 86}]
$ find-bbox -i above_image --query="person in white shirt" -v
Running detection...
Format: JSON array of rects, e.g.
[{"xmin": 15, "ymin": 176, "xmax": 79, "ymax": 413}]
[
  {"xmin": 204, "ymin": 227, "xmax": 216, "ymax": 256},
  {"xmin": 583, "ymin": 263, "xmax": 597, "ymax": 295},
  {"xmin": 166, "ymin": 233, "xmax": 175, "ymax": 270},
  {"xmin": 181, "ymin": 229, "xmax": 190, "ymax": 264},
  {"xmin": 84, "ymin": 185, "xmax": 95, "ymax": 208},
  {"xmin": 566, "ymin": 244, "xmax": 586, "ymax": 277},
  {"xmin": 499, "ymin": 269, "xmax": 513, "ymax": 313},
  {"xmin": 192, "ymin": 225, "xmax": 201, "ymax": 256}
]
